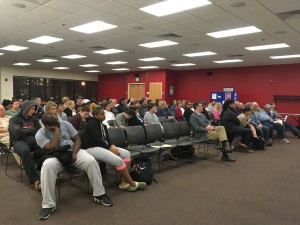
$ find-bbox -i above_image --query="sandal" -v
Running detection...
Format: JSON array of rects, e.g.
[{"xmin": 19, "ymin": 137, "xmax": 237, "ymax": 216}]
[{"xmin": 34, "ymin": 180, "xmax": 41, "ymax": 191}]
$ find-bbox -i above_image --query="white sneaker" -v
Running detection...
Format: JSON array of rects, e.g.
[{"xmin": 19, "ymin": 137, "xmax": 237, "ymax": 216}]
[{"xmin": 280, "ymin": 138, "xmax": 290, "ymax": 144}]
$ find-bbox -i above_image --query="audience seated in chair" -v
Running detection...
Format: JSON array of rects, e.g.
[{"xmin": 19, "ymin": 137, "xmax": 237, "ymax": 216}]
[
  {"xmin": 35, "ymin": 113, "xmax": 113, "ymax": 220},
  {"xmin": 237, "ymin": 107, "xmax": 259, "ymax": 140},
  {"xmin": 220, "ymin": 100, "xmax": 253, "ymax": 149},
  {"xmin": 254, "ymin": 103, "xmax": 289, "ymax": 144},
  {"xmin": 175, "ymin": 100, "xmax": 184, "ymax": 121},
  {"xmin": 114, "ymin": 108, "xmax": 134, "ymax": 129},
  {"xmin": 0, "ymin": 104, "xmax": 11, "ymax": 153},
  {"xmin": 137, "ymin": 98, "xmax": 148, "ymax": 119},
  {"xmin": 5, "ymin": 99, "xmax": 20, "ymax": 117},
  {"xmin": 144, "ymin": 103, "xmax": 164, "ymax": 131},
  {"xmin": 189, "ymin": 102, "xmax": 235, "ymax": 162},
  {"xmin": 127, "ymin": 106, "xmax": 144, "ymax": 127},
  {"xmin": 183, "ymin": 100, "xmax": 194, "ymax": 123},
  {"xmin": 116, "ymin": 98, "xmax": 128, "ymax": 114},
  {"xmin": 63, "ymin": 100, "xmax": 76, "ymax": 117},
  {"xmin": 81, "ymin": 107, "xmax": 146, "ymax": 192},
  {"xmin": 212, "ymin": 102, "xmax": 222, "ymax": 126},
  {"xmin": 102, "ymin": 102, "xmax": 116, "ymax": 128},
  {"xmin": 270, "ymin": 102, "xmax": 300, "ymax": 138},
  {"xmin": 8, "ymin": 100, "xmax": 42, "ymax": 190},
  {"xmin": 69, "ymin": 105, "xmax": 91, "ymax": 131}
]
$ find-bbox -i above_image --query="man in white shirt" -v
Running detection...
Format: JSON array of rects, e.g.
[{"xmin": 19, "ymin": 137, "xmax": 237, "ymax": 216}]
[{"xmin": 144, "ymin": 103, "xmax": 163, "ymax": 131}]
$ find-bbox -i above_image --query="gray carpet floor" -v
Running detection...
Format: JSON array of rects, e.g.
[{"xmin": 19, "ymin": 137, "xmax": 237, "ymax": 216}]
[{"xmin": 1, "ymin": 133, "xmax": 300, "ymax": 225}]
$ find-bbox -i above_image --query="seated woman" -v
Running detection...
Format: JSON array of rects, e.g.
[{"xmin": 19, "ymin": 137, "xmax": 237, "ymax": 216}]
[
  {"xmin": 116, "ymin": 98, "xmax": 128, "ymax": 114},
  {"xmin": 175, "ymin": 100, "xmax": 184, "ymax": 121},
  {"xmin": 64, "ymin": 100, "xmax": 76, "ymax": 117},
  {"xmin": 212, "ymin": 102, "xmax": 222, "ymax": 125},
  {"xmin": 237, "ymin": 107, "xmax": 258, "ymax": 139},
  {"xmin": 81, "ymin": 107, "xmax": 146, "ymax": 192},
  {"xmin": 220, "ymin": 100, "xmax": 253, "ymax": 149},
  {"xmin": 102, "ymin": 102, "xmax": 116, "ymax": 128},
  {"xmin": 156, "ymin": 100, "xmax": 171, "ymax": 118},
  {"xmin": 127, "ymin": 106, "xmax": 144, "ymax": 127},
  {"xmin": 69, "ymin": 105, "xmax": 91, "ymax": 131}
]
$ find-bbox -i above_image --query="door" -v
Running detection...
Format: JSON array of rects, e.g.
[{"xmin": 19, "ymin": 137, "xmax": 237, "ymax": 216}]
[
  {"xmin": 128, "ymin": 83, "xmax": 145, "ymax": 100},
  {"xmin": 149, "ymin": 82, "xmax": 162, "ymax": 101}
]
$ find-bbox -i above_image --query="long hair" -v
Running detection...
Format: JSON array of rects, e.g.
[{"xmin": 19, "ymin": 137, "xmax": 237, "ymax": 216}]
[{"xmin": 220, "ymin": 99, "xmax": 234, "ymax": 120}]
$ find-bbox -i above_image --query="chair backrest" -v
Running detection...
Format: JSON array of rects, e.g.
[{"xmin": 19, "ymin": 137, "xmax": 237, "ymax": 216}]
[
  {"xmin": 107, "ymin": 127, "xmax": 126, "ymax": 148},
  {"xmin": 177, "ymin": 121, "xmax": 191, "ymax": 138},
  {"xmin": 163, "ymin": 122, "xmax": 179, "ymax": 139},
  {"xmin": 125, "ymin": 126, "xmax": 146, "ymax": 145},
  {"xmin": 158, "ymin": 117, "xmax": 167, "ymax": 124},
  {"xmin": 145, "ymin": 124, "xmax": 163, "ymax": 143},
  {"xmin": 107, "ymin": 120, "xmax": 115, "ymax": 127}
]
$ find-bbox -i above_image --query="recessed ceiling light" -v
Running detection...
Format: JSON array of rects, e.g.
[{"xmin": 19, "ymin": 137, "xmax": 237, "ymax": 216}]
[
  {"xmin": 140, "ymin": 0, "xmax": 212, "ymax": 17},
  {"xmin": 138, "ymin": 66, "xmax": 159, "ymax": 69},
  {"xmin": 36, "ymin": 59, "xmax": 58, "ymax": 63},
  {"xmin": 53, "ymin": 67, "xmax": 70, "ymax": 70},
  {"xmin": 0, "ymin": 45, "xmax": 28, "ymax": 51},
  {"xmin": 207, "ymin": 26, "xmax": 262, "ymax": 38},
  {"xmin": 79, "ymin": 64, "xmax": 98, "ymax": 67},
  {"xmin": 138, "ymin": 57, "xmax": 166, "ymax": 61},
  {"xmin": 70, "ymin": 21, "xmax": 118, "ymax": 34},
  {"xmin": 139, "ymin": 40, "xmax": 178, "ymax": 48},
  {"xmin": 213, "ymin": 59, "xmax": 243, "ymax": 63},
  {"xmin": 171, "ymin": 63, "xmax": 196, "ymax": 66},
  {"xmin": 28, "ymin": 35, "xmax": 63, "ymax": 44},
  {"xmin": 94, "ymin": 49, "xmax": 125, "ymax": 55},
  {"xmin": 230, "ymin": 2, "xmax": 246, "ymax": 8},
  {"xmin": 13, "ymin": 62, "xmax": 31, "ymax": 66},
  {"xmin": 0, "ymin": 53, "xmax": 4, "ymax": 55},
  {"xmin": 11, "ymin": 3, "xmax": 26, "ymax": 8},
  {"xmin": 270, "ymin": 54, "xmax": 300, "ymax": 59},
  {"xmin": 245, "ymin": 43, "xmax": 289, "ymax": 51},
  {"xmin": 183, "ymin": 51, "xmax": 217, "ymax": 57},
  {"xmin": 105, "ymin": 61, "xmax": 128, "ymax": 65},
  {"xmin": 112, "ymin": 68, "xmax": 130, "ymax": 71},
  {"xmin": 85, "ymin": 70, "xmax": 100, "ymax": 73},
  {"xmin": 61, "ymin": 54, "xmax": 86, "ymax": 59}
]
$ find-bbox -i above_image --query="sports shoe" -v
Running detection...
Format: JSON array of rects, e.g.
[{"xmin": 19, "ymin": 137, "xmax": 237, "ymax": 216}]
[
  {"xmin": 268, "ymin": 138, "xmax": 273, "ymax": 143},
  {"xmin": 135, "ymin": 182, "xmax": 147, "ymax": 190},
  {"xmin": 38, "ymin": 206, "xmax": 56, "ymax": 220},
  {"xmin": 279, "ymin": 138, "xmax": 290, "ymax": 144},
  {"xmin": 94, "ymin": 194, "xmax": 113, "ymax": 207}
]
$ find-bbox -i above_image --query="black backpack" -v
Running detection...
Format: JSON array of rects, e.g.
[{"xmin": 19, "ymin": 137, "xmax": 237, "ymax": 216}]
[
  {"xmin": 252, "ymin": 137, "xmax": 265, "ymax": 150},
  {"xmin": 130, "ymin": 156, "xmax": 154, "ymax": 185}
]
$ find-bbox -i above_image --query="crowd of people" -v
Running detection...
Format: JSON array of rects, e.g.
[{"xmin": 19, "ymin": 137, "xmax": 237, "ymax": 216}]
[{"xmin": 1, "ymin": 95, "xmax": 299, "ymax": 220}]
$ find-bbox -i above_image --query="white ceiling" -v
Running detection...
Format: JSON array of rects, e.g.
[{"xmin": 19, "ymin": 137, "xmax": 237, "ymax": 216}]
[{"xmin": 1, "ymin": 0, "xmax": 300, "ymax": 74}]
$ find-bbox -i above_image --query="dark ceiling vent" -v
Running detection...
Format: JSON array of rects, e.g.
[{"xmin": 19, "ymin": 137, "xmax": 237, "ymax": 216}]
[
  {"xmin": 166, "ymin": 60, "xmax": 180, "ymax": 63},
  {"xmin": 90, "ymin": 46, "xmax": 107, "ymax": 50},
  {"xmin": 156, "ymin": 33, "xmax": 182, "ymax": 39},
  {"xmin": 42, "ymin": 55, "xmax": 56, "ymax": 58},
  {"xmin": 276, "ymin": 9, "xmax": 300, "ymax": 21},
  {"xmin": 226, "ymin": 54, "xmax": 244, "ymax": 58},
  {"xmin": 24, "ymin": 0, "xmax": 53, "ymax": 5}
]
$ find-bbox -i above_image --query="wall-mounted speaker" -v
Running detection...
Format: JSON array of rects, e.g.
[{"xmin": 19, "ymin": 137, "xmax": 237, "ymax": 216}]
[
  {"xmin": 206, "ymin": 71, "xmax": 213, "ymax": 76},
  {"xmin": 134, "ymin": 73, "xmax": 140, "ymax": 77}
]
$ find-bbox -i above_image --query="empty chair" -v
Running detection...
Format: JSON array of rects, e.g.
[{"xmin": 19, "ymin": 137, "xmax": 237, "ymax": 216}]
[{"xmin": 176, "ymin": 121, "xmax": 194, "ymax": 165}]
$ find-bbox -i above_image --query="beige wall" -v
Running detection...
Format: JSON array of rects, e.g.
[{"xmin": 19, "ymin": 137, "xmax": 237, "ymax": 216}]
[{"xmin": 0, "ymin": 66, "xmax": 98, "ymax": 101}]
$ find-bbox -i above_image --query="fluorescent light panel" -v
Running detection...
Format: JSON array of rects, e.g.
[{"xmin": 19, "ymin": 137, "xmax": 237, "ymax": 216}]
[
  {"xmin": 36, "ymin": 59, "xmax": 58, "ymax": 63},
  {"xmin": 214, "ymin": 59, "xmax": 243, "ymax": 63},
  {"xmin": 0, "ymin": 53, "xmax": 3, "ymax": 55},
  {"xmin": 85, "ymin": 70, "xmax": 100, "ymax": 73},
  {"xmin": 70, "ymin": 21, "xmax": 117, "ymax": 34},
  {"xmin": 183, "ymin": 51, "xmax": 217, "ymax": 57},
  {"xmin": 139, "ymin": 40, "xmax": 178, "ymax": 48},
  {"xmin": 171, "ymin": 63, "xmax": 195, "ymax": 66},
  {"xmin": 79, "ymin": 64, "xmax": 98, "ymax": 67},
  {"xmin": 61, "ymin": 54, "xmax": 86, "ymax": 59},
  {"xmin": 94, "ymin": 49, "xmax": 125, "ymax": 55},
  {"xmin": 207, "ymin": 26, "xmax": 262, "ymax": 38},
  {"xmin": 105, "ymin": 61, "xmax": 128, "ymax": 65},
  {"xmin": 0, "ymin": 45, "xmax": 28, "ymax": 51},
  {"xmin": 28, "ymin": 35, "xmax": 63, "ymax": 44},
  {"xmin": 112, "ymin": 68, "xmax": 130, "ymax": 71},
  {"xmin": 53, "ymin": 67, "xmax": 70, "ymax": 70},
  {"xmin": 245, "ymin": 43, "xmax": 289, "ymax": 51},
  {"xmin": 140, "ymin": 0, "xmax": 212, "ymax": 17},
  {"xmin": 138, "ymin": 66, "xmax": 159, "ymax": 69},
  {"xmin": 13, "ymin": 62, "xmax": 31, "ymax": 66},
  {"xmin": 270, "ymin": 54, "xmax": 300, "ymax": 59},
  {"xmin": 139, "ymin": 57, "xmax": 165, "ymax": 61}
]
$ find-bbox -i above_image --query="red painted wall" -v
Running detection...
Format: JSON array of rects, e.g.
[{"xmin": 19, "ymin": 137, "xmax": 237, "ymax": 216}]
[{"xmin": 99, "ymin": 63, "xmax": 300, "ymax": 118}]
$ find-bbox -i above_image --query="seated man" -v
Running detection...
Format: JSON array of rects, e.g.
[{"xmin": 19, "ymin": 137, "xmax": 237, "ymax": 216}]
[
  {"xmin": 270, "ymin": 102, "xmax": 300, "ymax": 138},
  {"xmin": 190, "ymin": 102, "xmax": 235, "ymax": 162},
  {"xmin": 9, "ymin": 100, "xmax": 42, "ymax": 190},
  {"xmin": 144, "ymin": 103, "xmax": 164, "ymax": 131},
  {"xmin": 255, "ymin": 104, "xmax": 289, "ymax": 144},
  {"xmin": 35, "ymin": 113, "xmax": 113, "ymax": 220}
]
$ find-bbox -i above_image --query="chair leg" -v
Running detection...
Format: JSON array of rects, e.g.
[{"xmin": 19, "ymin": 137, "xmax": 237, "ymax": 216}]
[{"xmin": 5, "ymin": 151, "xmax": 22, "ymax": 182}]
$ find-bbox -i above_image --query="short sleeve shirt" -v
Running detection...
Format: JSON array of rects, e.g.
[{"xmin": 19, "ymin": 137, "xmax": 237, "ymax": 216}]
[{"xmin": 35, "ymin": 121, "xmax": 78, "ymax": 150}]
